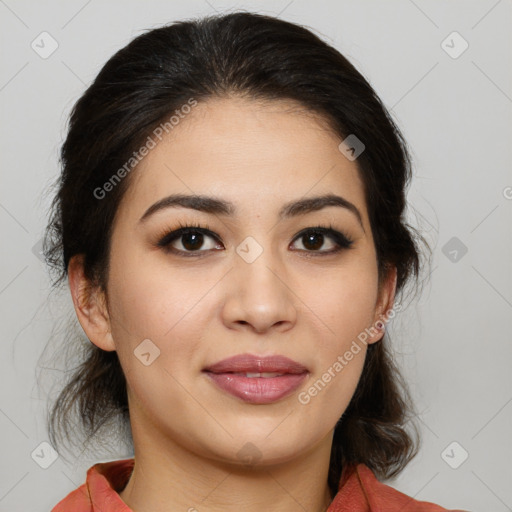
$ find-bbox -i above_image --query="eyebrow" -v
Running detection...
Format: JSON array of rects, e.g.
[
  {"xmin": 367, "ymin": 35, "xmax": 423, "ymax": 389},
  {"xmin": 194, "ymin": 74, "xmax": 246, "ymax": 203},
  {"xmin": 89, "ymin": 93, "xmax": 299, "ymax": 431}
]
[{"xmin": 139, "ymin": 193, "xmax": 364, "ymax": 230}]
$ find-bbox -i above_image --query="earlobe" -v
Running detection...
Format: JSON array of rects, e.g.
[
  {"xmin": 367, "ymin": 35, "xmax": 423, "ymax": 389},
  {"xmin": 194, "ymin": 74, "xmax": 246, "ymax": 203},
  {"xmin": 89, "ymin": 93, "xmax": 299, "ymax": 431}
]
[
  {"xmin": 369, "ymin": 265, "xmax": 398, "ymax": 344},
  {"xmin": 67, "ymin": 254, "xmax": 116, "ymax": 352}
]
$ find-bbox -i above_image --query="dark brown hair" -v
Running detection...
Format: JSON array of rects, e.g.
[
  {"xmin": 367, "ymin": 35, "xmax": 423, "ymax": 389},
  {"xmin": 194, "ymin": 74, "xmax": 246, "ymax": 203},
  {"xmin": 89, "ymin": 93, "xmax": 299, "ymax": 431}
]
[{"xmin": 43, "ymin": 11, "xmax": 429, "ymax": 498}]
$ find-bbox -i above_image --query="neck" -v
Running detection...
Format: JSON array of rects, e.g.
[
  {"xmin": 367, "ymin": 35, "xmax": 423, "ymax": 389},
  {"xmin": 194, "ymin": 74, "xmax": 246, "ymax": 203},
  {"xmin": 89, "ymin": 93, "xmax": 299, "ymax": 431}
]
[{"xmin": 119, "ymin": 416, "xmax": 335, "ymax": 512}]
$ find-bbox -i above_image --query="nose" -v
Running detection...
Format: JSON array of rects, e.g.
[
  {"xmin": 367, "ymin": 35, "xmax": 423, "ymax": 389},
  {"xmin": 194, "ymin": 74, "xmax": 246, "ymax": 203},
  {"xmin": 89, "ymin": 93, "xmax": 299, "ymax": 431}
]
[{"xmin": 221, "ymin": 245, "xmax": 298, "ymax": 334}]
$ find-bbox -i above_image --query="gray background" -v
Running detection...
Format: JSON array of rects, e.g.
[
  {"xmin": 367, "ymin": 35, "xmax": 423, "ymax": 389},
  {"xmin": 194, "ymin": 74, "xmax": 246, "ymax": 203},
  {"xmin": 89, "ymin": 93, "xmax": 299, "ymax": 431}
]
[{"xmin": 1, "ymin": 1, "xmax": 511, "ymax": 511}]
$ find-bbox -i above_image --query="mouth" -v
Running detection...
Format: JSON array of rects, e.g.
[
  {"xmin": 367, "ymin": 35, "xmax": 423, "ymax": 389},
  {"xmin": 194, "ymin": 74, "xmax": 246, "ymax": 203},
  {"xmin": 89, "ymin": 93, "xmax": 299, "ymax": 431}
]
[
  {"xmin": 203, "ymin": 353, "xmax": 309, "ymax": 374},
  {"xmin": 202, "ymin": 354, "xmax": 309, "ymax": 404},
  {"xmin": 210, "ymin": 371, "xmax": 289, "ymax": 378}
]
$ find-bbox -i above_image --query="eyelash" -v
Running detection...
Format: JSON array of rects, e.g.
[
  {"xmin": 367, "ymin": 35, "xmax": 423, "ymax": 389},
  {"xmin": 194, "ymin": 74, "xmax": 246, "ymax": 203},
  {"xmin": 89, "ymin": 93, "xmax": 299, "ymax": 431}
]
[{"xmin": 155, "ymin": 221, "xmax": 354, "ymax": 258}]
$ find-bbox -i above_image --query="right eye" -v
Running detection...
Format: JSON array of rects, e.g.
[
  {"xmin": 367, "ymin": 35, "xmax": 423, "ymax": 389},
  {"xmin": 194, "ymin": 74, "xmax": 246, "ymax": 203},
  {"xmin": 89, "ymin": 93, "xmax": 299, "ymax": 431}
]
[{"xmin": 156, "ymin": 224, "xmax": 224, "ymax": 257}]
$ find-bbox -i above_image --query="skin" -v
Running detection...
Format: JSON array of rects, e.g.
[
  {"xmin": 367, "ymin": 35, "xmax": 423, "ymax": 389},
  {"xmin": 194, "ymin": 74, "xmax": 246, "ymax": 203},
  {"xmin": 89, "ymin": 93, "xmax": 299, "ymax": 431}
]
[{"xmin": 68, "ymin": 96, "xmax": 397, "ymax": 512}]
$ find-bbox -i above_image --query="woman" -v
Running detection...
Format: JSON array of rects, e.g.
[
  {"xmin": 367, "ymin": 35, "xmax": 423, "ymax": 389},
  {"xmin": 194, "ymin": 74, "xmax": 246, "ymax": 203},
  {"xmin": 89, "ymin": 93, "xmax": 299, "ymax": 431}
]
[{"xmin": 44, "ymin": 11, "xmax": 462, "ymax": 511}]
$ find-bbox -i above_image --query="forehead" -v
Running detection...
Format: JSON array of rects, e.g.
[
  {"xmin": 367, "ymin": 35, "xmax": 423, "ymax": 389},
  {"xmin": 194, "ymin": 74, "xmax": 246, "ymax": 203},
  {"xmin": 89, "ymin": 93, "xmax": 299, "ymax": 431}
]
[{"xmin": 118, "ymin": 96, "xmax": 368, "ymax": 225}]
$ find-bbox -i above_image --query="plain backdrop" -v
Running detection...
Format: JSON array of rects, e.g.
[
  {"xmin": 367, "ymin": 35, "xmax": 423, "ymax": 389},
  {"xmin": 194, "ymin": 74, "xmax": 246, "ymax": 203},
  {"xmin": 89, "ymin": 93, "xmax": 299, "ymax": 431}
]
[{"xmin": 1, "ymin": 1, "xmax": 511, "ymax": 511}]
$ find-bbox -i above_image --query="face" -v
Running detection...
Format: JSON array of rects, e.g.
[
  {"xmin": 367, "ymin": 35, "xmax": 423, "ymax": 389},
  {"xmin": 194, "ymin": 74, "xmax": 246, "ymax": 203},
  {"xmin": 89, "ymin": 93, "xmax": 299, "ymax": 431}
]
[{"xmin": 72, "ymin": 96, "xmax": 396, "ymax": 467}]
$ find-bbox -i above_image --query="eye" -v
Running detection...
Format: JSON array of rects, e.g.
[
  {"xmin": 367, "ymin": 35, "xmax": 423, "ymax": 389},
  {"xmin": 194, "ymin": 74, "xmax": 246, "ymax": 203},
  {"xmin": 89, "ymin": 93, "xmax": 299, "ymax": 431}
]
[
  {"xmin": 156, "ymin": 222, "xmax": 222, "ymax": 257},
  {"xmin": 155, "ymin": 222, "xmax": 354, "ymax": 257},
  {"xmin": 290, "ymin": 225, "xmax": 354, "ymax": 256}
]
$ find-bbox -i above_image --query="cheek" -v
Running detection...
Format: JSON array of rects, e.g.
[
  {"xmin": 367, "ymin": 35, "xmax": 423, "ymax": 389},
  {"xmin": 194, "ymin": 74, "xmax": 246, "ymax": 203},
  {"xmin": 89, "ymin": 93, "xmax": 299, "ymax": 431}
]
[
  {"xmin": 107, "ymin": 255, "xmax": 216, "ymax": 386},
  {"xmin": 107, "ymin": 272, "xmax": 209, "ymax": 423},
  {"xmin": 302, "ymin": 262, "xmax": 379, "ymax": 347},
  {"xmin": 107, "ymin": 248, "xmax": 203, "ymax": 340},
  {"xmin": 297, "ymin": 347, "xmax": 367, "ymax": 443},
  {"xmin": 294, "ymin": 263, "xmax": 377, "ymax": 413}
]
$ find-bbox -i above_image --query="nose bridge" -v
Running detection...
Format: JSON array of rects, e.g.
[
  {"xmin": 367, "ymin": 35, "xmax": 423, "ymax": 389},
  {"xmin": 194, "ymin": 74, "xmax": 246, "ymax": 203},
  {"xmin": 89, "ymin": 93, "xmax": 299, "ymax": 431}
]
[
  {"xmin": 235, "ymin": 232, "xmax": 284, "ymax": 291},
  {"xmin": 223, "ymin": 232, "xmax": 297, "ymax": 331}
]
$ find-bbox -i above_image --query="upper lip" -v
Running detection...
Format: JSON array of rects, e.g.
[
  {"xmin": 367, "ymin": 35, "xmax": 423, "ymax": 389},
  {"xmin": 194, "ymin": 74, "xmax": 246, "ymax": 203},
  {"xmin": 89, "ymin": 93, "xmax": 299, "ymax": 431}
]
[{"xmin": 203, "ymin": 354, "xmax": 308, "ymax": 374}]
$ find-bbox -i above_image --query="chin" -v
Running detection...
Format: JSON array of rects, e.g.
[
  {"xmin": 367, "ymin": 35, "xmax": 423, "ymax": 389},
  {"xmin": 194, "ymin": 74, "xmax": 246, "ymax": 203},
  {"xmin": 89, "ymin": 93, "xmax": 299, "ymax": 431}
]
[{"xmin": 214, "ymin": 432, "xmax": 310, "ymax": 468}]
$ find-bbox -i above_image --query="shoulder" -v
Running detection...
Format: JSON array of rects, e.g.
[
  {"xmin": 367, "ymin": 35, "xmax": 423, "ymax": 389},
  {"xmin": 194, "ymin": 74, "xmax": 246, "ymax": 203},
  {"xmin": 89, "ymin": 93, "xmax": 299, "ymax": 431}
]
[
  {"xmin": 51, "ymin": 481, "xmax": 91, "ymax": 512},
  {"xmin": 328, "ymin": 463, "xmax": 466, "ymax": 511},
  {"xmin": 51, "ymin": 458, "xmax": 135, "ymax": 512}
]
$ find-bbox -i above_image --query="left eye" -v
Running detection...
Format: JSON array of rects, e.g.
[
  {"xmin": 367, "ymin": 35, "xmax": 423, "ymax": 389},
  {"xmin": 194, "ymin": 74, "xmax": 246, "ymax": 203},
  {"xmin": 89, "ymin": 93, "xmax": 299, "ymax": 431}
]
[{"xmin": 292, "ymin": 229, "xmax": 341, "ymax": 252}]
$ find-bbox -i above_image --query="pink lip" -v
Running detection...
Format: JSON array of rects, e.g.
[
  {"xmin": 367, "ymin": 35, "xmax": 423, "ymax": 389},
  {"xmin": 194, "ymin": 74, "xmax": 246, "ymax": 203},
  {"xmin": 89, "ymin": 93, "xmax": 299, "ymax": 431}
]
[
  {"xmin": 204, "ymin": 354, "xmax": 308, "ymax": 374},
  {"xmin": 203, "ymin": 354, "xmax": 309, "ymax": 404}
]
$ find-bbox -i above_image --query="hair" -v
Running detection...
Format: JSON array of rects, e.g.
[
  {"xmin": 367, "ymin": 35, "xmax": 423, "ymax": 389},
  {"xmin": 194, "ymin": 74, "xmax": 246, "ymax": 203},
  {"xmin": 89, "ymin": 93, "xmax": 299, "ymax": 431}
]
[{"xmin": 43, "ymin": 11, "xmax": 430, "ymax": 498}]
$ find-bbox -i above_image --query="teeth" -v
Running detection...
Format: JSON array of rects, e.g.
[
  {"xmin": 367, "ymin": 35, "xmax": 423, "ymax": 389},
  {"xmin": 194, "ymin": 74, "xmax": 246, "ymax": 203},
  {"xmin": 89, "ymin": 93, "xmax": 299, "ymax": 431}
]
[{"xmin": 244, "ymin": 372, "xmax": 284, "ymax": 378}]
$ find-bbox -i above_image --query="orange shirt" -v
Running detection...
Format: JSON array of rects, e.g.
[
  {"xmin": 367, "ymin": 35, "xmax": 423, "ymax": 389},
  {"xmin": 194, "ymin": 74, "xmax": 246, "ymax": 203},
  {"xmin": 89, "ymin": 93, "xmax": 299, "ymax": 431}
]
[{"xmin": 52, "ymin": 458, "xmax": 462, "ymax": 511}]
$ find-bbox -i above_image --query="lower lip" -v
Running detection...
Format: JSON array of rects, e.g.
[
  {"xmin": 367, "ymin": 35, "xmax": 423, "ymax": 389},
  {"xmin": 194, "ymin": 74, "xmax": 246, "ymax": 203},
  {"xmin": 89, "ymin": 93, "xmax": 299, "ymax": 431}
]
[{"xmin": 204, "ymin": 372, "xmax": 308, "ymax": 404}]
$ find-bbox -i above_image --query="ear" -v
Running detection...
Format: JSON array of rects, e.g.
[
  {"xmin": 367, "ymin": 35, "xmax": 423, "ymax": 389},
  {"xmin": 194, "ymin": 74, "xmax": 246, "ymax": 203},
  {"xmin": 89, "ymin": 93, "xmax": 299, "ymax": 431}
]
[
  {"xmin": 68, "ymin": 254, "xmax": 116, "ymax": 352},
  {"xmin": 367, "ymin": 265, "xmax": 398, "ymax": 345}
]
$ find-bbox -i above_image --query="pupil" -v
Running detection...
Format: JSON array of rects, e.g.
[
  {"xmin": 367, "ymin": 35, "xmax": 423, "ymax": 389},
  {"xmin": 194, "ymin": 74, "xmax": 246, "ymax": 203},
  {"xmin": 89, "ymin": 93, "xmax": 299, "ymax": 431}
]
[
  {"xmin": 183, "ymin": 232, "xmax": 203, "ymax": 250},
  {"xmin": 304, "ymin": 232, "xmax": 323, "ymax": 250}
]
